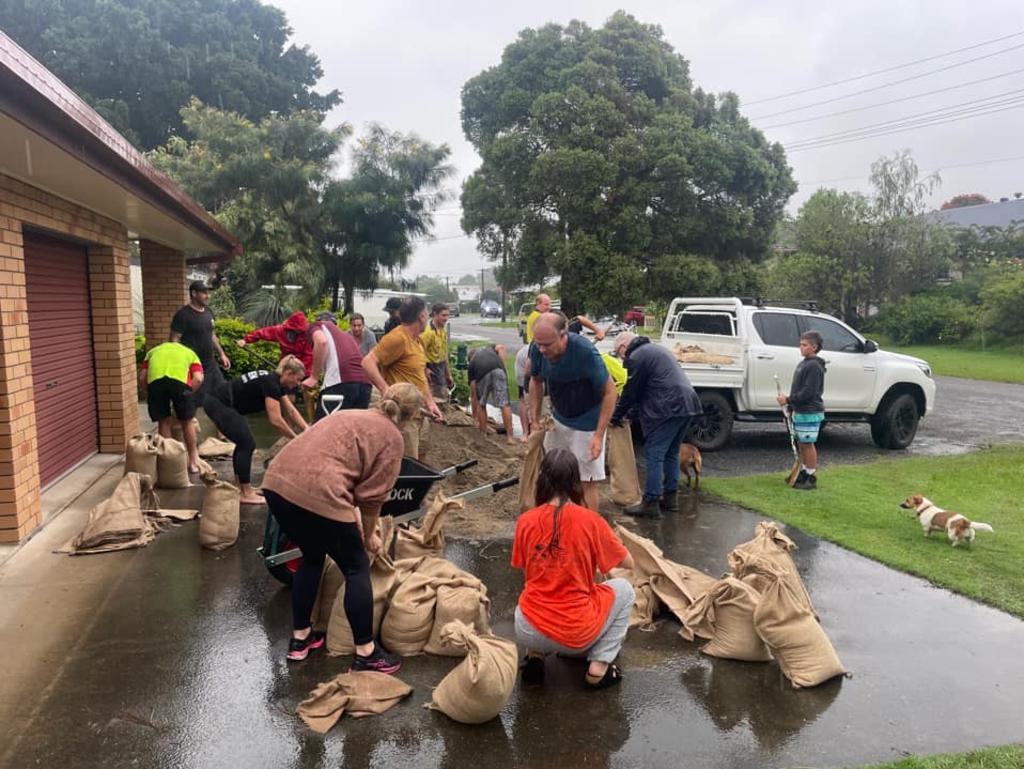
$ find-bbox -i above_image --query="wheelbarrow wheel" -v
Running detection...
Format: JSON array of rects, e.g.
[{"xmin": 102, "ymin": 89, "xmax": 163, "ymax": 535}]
[{"xmin": 264, "ymin": 527, "xmax": 302, "ymax": 587}]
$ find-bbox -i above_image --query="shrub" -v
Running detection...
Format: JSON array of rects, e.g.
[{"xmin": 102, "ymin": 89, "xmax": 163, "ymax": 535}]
[
  {"xmin": 980, "ymin": 270, "xmax": 1024, "ymax": 341},
  {"xmin": 213, "ymin": 318, "xmax": 280, "ymax": 378},
  {"xmin": 872, "ymin": 294, "xmax": 976, "ymax": 345}
]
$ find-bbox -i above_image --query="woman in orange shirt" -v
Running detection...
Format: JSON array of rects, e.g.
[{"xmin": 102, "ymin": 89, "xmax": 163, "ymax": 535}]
[{"xmin": 512, "ymin": 449, "xmax": 635, "ymax": 688}]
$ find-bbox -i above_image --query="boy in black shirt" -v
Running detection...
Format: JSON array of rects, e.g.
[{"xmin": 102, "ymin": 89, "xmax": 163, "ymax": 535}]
[{"xmin": 776, "ymin": 330, "xmax": 826, "ymax": 490}]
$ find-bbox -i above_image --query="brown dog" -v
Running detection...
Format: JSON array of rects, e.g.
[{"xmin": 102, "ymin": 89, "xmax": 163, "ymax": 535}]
[
  {"xmin": 679, "ymin": 443, "xmax": 702, "ymax": 489},
  {"xmin": 899, "ymin": 494, "xmax": 994, "ymax": 547}
]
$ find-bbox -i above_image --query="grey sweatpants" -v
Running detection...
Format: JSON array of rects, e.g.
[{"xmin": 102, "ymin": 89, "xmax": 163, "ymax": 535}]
[{"xmin": 514, "ymin": 578, "xmax": 635, "ymax": 664}]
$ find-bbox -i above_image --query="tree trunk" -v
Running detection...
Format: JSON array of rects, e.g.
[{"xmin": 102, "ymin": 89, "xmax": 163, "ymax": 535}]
[
  {"xmin": 331, "ymin": 280, "xmax": 341, "ymax": 313},
  {"xmin": 342, "ymin": 279, "xmax": 355, "ymax": 316}
]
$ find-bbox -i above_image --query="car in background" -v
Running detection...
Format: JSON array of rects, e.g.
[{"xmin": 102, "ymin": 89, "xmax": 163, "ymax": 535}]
[
  {"xmin": 480, "ymin": 300, "xmax": 501, "ymax": 318},
  {"xmin": 447, "ymin": 302, "xmax": 460, "ymax": 317},
  {"xmin": 624, "ymin": 305, "xmax": 647, "ymax": 325}
]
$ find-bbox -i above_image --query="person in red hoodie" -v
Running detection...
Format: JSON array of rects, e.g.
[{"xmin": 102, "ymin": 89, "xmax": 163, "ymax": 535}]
[{"xmin": 237, "ymin": 311, "xmax": 314, "ymax": 375}]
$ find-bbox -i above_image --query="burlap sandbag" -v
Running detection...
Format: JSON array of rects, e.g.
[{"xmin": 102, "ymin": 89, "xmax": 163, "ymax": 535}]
[
  {"xmin": 606, "ymin": 567, "xmax": 659, "ymax": 631},
  {"xmin": 58, "ymin": 473, "xmax": 160, "ymax": 554},
  {"xmin": 198, "ymin": 436, "xmax": 235, "ymax": 458},
  {"xmin": 170, "ymin": 417, "xmax": 201, "ymax": 445},
  {"xmin": 729, "ymin": 522, "xmax": 816, "ymax": 619},
  {"xmin": 607, "ymin": 423, "xmax": 642, "ymax": 506},
  {"xmin": 261, "ymin": 436, "xmax": 291, "ymax": 469},
  {"xmin": 394, "ymin": 494, "xmax": 463, "ymax": 560},
  {"xmin": 297, "ymin": 671, "xmax": 413, "ymax": 733},
  {"xmin": 423, "ymin": 581, "xmax": 492, "ymax": 656},
  {"xmin": 682, "ymin": 577, "xmax": 773, "ymax": 662},
  {"xmin": 125, "ymin": 434, "xmax": 159, "ymax": 480},
  {"xmin": 379, "ymin": 572, "xmax": 442, "ymax": 656},
  {"xmin": 426, "ymin": 620, "xmax": 518, "ymax": 724},
  {"xmin": 327, "ymin": 550, "xmax": 398, "ymax": 656},
  {"xmin": 753, "ymin": 569, "xmax": 845, "ymax": 689},
  {"xmin": 154, "ymin": 435, "xmax": 191, "ymax": 489},
  {"xmin": 198, "ymin": 466, "xmax": 240, "ymax": 550},
  {"xmin": 518, "ymin": 416, "xmax": 551, "ymax": 511}
]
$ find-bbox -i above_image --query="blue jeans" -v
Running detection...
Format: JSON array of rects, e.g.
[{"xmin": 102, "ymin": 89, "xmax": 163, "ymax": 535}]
[{"xmin": 642, "ymin": 416, "xmax": 691, "ymax": 501}]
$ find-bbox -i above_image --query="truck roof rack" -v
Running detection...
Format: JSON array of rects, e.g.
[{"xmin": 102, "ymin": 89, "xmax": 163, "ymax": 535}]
[{"xmin": 742, "ymin": 297, "xmax": 819, "ymax": 312}]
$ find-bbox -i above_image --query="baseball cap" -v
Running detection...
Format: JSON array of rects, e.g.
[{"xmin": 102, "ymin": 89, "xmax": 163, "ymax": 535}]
[
  {"xmin": 383, "ymin": 297, "xmax": 402, "ymax": 311},
  {"xmin": 315, "ymin": 311, "xmax": 337, "ymax": 324},
  {"xmin": 189, "ymin": 280, "xmax": 211, "ymax": 293}
]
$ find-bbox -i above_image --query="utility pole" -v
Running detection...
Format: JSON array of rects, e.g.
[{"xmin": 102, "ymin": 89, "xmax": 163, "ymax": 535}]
[{"xmin": 480, "ymin": 268, "xmax": 485, "ymax": 307}]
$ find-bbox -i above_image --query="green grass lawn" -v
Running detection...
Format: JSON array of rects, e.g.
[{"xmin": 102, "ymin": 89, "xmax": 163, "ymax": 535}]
[
  {"xmin": 480, "ymin": 320, "xmax": 519, "ymax": 329},
  {"xmin": 702, "ymin": 445, "xmax": 1024, "ymax": 618},
  {"xmin": 884, "ymin": 343, "xmax": 1024, "ymax": 385},
  {"xmin": 849, "ymin": 744, "xmax": 1024, "ymax": 769}
]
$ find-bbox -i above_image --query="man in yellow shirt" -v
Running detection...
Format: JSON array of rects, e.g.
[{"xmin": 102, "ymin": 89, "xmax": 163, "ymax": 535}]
[
  {"xmin": 419, "ymin": 302, "xmax": 453, "ymax": 399},
  {"xmin": 139, "ymin": 340, "xmax": 205, "ymax": 473},
  {"xmin": 524, "ymin": 293, "xmax": 552, "ymax": 343},
  {"xmin": 362, "ymin": 296, "xmax": 444, "ymax": 457}
]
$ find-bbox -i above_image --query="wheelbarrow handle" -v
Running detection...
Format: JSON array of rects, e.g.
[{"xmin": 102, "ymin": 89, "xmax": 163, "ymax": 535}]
[{"xmin": 450, "ymin": 476, "xmax": 519, "ymax": 503}]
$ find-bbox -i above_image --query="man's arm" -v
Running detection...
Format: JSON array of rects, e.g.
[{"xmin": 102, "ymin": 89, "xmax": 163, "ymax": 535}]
[
  {"xmin": 303, "ymin": 330, "xmax": 328, "ymax": 390},
  {"xmin": 212, "ymin": 332, "xmax": 230, "ymax": 370},
  {"xmin": 529, "ymin": 374, "xmax": 544, "ymax": 426},
  {"xmin": 576, "ymin": 315, "xmax": 605, "ymax": 340},
  {"xmin": 137, "ymin": 362, "xmax": 148, "ymax": 394},
  {"xmin": 361, "ymin": 350, "xmax": 390, "ymax": 395}
]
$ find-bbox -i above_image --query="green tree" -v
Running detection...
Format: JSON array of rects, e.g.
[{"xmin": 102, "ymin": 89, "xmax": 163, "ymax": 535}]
[
  {"xmin": 1, "ymin": 0, "xmax": 341, "ymax": 149},
  {"xmin": 459, "ymin": 12, "xmax": 795, "ymax": 315}
]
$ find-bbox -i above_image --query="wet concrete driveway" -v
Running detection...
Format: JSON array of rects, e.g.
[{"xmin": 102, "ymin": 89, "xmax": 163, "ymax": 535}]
[{"xmin": 3, "ymin": 471, "xmax": 1023, "ymax": 769}]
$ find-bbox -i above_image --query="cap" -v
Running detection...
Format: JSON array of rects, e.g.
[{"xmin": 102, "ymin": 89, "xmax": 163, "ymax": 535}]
[
  {"xmin": 189, "ymin": 280, "xmax": 211, "ymax": 293},
  {"xmin": 315, "ymin": 311, "xmax": 337, "ymax": 324},
  {"xmin": 383, "ymin": 297, "xmax": 402, "ymax": 312}
]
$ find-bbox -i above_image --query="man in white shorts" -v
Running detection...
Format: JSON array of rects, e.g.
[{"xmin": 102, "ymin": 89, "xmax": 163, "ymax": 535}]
[{"xmin": 529, "ymin": 312, "xmax": 617, "ymax": 511}]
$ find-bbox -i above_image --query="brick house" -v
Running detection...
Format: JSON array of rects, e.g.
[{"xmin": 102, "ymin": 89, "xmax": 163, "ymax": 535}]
[{"xmin": 0, "ymin": 32, "xmax": 240, "ymax": 543}]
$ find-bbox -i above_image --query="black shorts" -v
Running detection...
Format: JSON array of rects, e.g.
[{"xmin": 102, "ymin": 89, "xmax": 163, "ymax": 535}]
[{"xmin": 147, "ymin": 377, "xmax": 197, "ymax": 421}]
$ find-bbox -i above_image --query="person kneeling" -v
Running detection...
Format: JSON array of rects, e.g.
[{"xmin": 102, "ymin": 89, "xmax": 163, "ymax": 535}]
[{"xmin": 511, "ymin": 449, "xmax": 635, "ymax": 689}]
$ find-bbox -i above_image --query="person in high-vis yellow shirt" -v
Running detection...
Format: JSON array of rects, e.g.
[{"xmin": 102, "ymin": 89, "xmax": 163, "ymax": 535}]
[
  {"xmin": 524, "ymin": 293, "xmax": 552, "ymax": 343},
  {"xmin": 139, "ymin": 341, "xmax": 204, "ymax": 473},
  {"xmin": 419, "ymin": 302, "xmax": 453, "ymax": 399}
]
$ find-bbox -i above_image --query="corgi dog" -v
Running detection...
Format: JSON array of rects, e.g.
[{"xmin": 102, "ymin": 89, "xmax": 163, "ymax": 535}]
[
  {"xmin": 679, "ymin": 443, "xmax": 703, "ymax": 489},
  {"xmin": 899, "ymin": 494, "xmax": 994, "ymax": 547}
]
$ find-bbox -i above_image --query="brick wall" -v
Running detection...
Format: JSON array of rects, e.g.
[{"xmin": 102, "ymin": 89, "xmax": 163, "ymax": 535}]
[
  {"xmin": 0, "ymin": 173, "xmax": 138, "ymax": 543},
  {"xmin": 140, "ymin": 239, "xmax": 187, "ymax": 348}
]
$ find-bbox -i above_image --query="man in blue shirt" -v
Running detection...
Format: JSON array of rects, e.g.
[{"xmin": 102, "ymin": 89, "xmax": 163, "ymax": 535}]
[{"xmin": 529, "ymin": 312, "xmax": 617, "ymax": 511}]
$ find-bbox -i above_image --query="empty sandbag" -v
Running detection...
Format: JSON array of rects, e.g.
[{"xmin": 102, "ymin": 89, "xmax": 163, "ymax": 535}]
[
  {"xmin": 605, "ymin": 567, "xmax": 659, "ymax": 631},
  {"xmin": 198, "ymin": 466, "xmax": 240, "ymax": 550},
  {"xmin": 198, "ymin": 436, "xmax": 235, "ymax": 458},
  {"xmin": 753, "ymin": 568, "xmax": 845, "ymax": 688},
  {"xmin": 729, "ymin": 522, "xmax": 816, "ymax": 618},
  {"xmin": 606, "ymin": 423, "xmax": 642, "ymax": 506},
  {"xmin": 394, "ymin": 494, "xmax": 463, "ymax": 560},
  {"xmin": 518, "ymin": 416, "xmax": 551, "ymax": 511},
  {"xmin": 154, "ymin": 435, "xmax": 191, "ymax": 489},
  {"xmin": 125, "ymin": 434, "xmax": 159, "ymax": 480},
  {"xmin": 423, "ymin": 581, "xmax": 492, "ymax": 656},
  {"xmin": 57, "ymin": 473, "xmax": 160, "ymax": 554},
  {"xmin": 297, "ymin": 671, "xmax": 413, "ymax": 733},
  {"xmin": 426, "ymin": 620, "xmax": 518, "ymax": 724},
  {"xmin": 682, "ymin": 577, "xmax": 773, "ymax": 662},
  {"xmin": 326, "ymin": 551, "xmax": 397, "ymax": 656}
]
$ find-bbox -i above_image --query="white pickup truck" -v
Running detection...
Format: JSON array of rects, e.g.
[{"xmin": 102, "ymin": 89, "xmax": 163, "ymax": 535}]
[{"xmin": 655, "ymin": 297, "xmax": 937, "ymax": 451}]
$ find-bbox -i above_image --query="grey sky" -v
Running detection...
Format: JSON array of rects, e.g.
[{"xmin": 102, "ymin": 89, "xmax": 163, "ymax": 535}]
[{"xmin": 273, "ymin": 0, "xmax": 1024, "ymax": 277}]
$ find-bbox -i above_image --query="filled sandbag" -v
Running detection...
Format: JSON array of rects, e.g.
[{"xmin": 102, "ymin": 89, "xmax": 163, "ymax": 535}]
[
  {"xmin": 310, "ymin": 559, "xmax": 343, "ymax": 633},
  {"xmin": 125, "ymin": 433, "xmax": 159, "ymax": 480},
  {"xmin": 518, "ymin": 416, "xmax": 551, "ymax": 511},
  {"xmin": 198, "ymin": 466, "xmax": 240, "ymax": 550},
  {"xmin": 297, "ymin": 671, "xmax": 413, "ymax": 733},
  {"xmin": 753, "ymin": 569, "xmax": 845, "ymax": 688},
  {"xmin": 261, "ymin": 436, "xmax": 291, "ymax": 469},
  {"xmin": 57, "ymin": 473, "xmax": 160, "ymax": 554},
  {"xmin": 394, "ymin": 494, "xmax": 463, "ymax": 560},
  {"xmin": 423, "ymin": 581, "xmax": 492, "ymax": 656},
  {"xmin": 170, "ymin": 417, "xmax": 201, "ymax": 445},
  {"xmin": 729, "ymin": 522, "xmax": 816, "ymax": 618},
  {"xmin": 378, "ymin": 572, "xmax": 441, "ymax": 656},
  {"xmin": 327, "ymin": 550, "xmax": 398, "ymax": 656},
  {"xmin": 154, "ymin": 435, "xmax": 191, "ymax": 489},
  {"xmin": 682, "ymin": 577, "xmax": 773, "ymax": 662},
  {"xmin": 426, "ymin": 620, "xmax": 518, "ymax": 724},
  {"xmin": 606, "ymin": 423, "xmax": 642, "ymax": 506},
  {"xmin": 198, "ymin": 436, "xmax": 235, "ymax": 458}
]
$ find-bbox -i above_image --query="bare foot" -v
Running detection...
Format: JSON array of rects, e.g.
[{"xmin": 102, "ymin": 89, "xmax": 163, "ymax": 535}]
[
  {"xmin": 188, "ymin": 465, "xmax": 200, "ymax": 474},
  {"xmin": 240, "ymin": 495, "xmax": 265, "ymax": 505}
]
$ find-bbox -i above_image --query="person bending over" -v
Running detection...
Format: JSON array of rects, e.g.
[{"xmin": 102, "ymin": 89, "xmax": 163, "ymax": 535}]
[
  {"xmin": 202, "ymin": 355, "xmax": 308, "ymax": 504},
  {"xmin": 262, "ymin": 383, "xmax": 422, "ymax": 670},
  {"xmin": 468, "ymin": 344, "xmax": 516, "ymax": 443},
  {"xmin": 512, "ymin": 449, "xmax": 635, "ymax": 689},
  {"xmin": 139, "ymin": 340, "xmax": 204, "ymax": 473}
]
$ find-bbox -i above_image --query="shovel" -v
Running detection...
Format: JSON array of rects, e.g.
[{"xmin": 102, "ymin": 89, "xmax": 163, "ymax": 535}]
[{"xmin": 774, "ymin": 374, "xmax": 801, "ymax": 487}]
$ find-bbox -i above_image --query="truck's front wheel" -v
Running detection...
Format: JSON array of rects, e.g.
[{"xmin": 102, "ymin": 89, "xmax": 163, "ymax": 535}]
[
  {"xmin": 688, "ymin": 391, "xmax": 734, "ymax": 452},
  {"xmin": 870, "ymin": 392, "xmax": 920, "ymax": 449}
]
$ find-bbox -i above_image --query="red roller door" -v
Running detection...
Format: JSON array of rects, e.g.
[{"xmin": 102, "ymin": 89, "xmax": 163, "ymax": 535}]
[{"xmin": 24, "ymin": 232, "xmax": 99, "ymax": 486}]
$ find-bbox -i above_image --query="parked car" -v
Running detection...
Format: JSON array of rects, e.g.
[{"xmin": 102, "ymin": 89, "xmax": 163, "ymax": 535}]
[
  {"xmin": 447, "ymin": 302, "xmax": 460, "ymax": 317},
  {"xmin": 480, "ymin": 300, "xmax": 502, "ymax": 319},
  {"xmin": 656, "ymin": 297, "xmax": 936, "ymax": 452},
  {"xmin": 624, "ymin": 305, "xmax": 647, "ymax": 325}
]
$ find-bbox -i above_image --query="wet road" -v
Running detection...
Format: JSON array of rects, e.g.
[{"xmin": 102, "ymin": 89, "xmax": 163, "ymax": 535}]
[{"xmin": 3, "ymin": 469, "xmax": 1024, "ymax": 769}]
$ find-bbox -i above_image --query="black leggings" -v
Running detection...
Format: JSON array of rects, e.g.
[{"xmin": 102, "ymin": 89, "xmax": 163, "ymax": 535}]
[
  {"xmin": 264, "ymin": 490, "xmax": 373, "ymax": 643},
  {"xmin": 202, "ymin": 394, "xmax": 256, "ymax": 484}
]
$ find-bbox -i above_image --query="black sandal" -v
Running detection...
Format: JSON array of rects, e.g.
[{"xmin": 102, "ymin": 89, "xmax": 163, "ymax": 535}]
[
  {"xmin": 522, "ymin": 655, "xmax": 545, "ymax": 685},
  {"xmin": 585, "ymin": 663, "xmax": 623, "ymax": 690}
]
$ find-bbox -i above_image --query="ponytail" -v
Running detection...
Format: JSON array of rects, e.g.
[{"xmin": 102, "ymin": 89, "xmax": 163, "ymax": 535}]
[
  {"xmin": 375, "ymin": 382, "xmax": 422, "ymax": 427},
  {"xmin": 276, "ymin": 354, "xmax": 306, "ymax": 378}
]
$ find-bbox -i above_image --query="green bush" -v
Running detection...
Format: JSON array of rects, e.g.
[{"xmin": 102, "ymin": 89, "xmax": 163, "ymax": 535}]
[
  {"xmin": 134, "ymin": 334, "xmax": 146, "ymax": 366},
  {"xmin": 213, "ymin": 318, "xmax": 280, "ymax": 378},
  {"xmin": 980, "ymin": 270, "xmax": 1024, "ymax": 341},
  {"xmin": 871, "ymin": 294, "xmax": 976, "ymax": 345}
]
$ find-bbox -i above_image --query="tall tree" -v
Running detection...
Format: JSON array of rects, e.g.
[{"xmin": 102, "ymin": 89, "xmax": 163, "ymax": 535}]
[
  {"xmin": 459, "ymin": 12, "xmax": 795, "ymax": 315},
  {"xmin": 2, "ymin": 0, "xmax": 341, "ymax": 148}
]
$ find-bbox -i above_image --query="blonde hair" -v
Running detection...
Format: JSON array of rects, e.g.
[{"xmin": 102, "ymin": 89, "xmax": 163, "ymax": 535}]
[
  {"xmin": 276, "ymin": 354, "xmax": 306, "ymax": 378},
  {"xmin": 376, "ymin": 383, "xmax": 423, "ymax": 427}
]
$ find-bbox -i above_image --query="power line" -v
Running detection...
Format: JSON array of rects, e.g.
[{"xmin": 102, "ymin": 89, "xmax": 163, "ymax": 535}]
[
  {"xmin": 749, "ymin": 40, "xmax": 1024, "ymax": 120},
  {"xmin": 761, "ymin": 66, "xmax": 1024, "ymax": 129},
  {"xmin": 410, "ymin": 232, "xmax": 473, "ymax": 244},
  {"xmin": 797, "ymin": 153, "xmax": 1024, "ymax": 188},
  {"xmin": 746, "ymin": 29, "xmax": 1024, "ymax": 105}
]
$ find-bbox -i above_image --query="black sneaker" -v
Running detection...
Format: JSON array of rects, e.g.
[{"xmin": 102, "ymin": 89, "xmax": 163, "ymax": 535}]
[
  {"xmin": 287, "ymin": 630, "xmax": 325, "ymax": 661},
  {"xmin": 350, "ymin": 644, "xmax": 402, "ymax": 675},
  {"xmin": 659, "ymin": 492, "xmax": 679, "ymax": 512},
  {"xmin": 794, "ymin": 473, "xmax": 818, "ymax": 491},
  {"xmin": 522, "ymin": 655, "xmax": 545, "ymax": 686},
  {"xmin": 790, "ymin": 469, "xmax": 808, "ymax": 487},
  {"xmin": 623, "ymin": 499, "xmax": 662, "ymax": 518}
]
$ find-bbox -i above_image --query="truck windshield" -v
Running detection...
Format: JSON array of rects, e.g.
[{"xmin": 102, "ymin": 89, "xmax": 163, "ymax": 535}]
[{"xmin": 674, "ymin": 311, "xmax": 735, "ymax": 335}]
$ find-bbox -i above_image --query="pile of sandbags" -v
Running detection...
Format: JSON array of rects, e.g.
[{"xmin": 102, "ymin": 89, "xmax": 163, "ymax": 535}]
[
  {"xmin": 297, "ymin": 671, "xmax": 413, "ymax": 733},
  {"xmin": 681, "ymin": 577, "xmax": 773, "ymax": 662},
  {"xmin": 394, "ymin": 494, "xmax": 461, "ymax": 560},
  {"xmin": 673, "ymin": 343, "xmax": 736, "ymax": 366},
  {"xmin": 57, "ymin": 473, "xmax": 197, "ymax": 555},
  {"xmin": 426, "ymin": 620, "xmax": 517, "ymax": 724},
  {"xmin": 197, "ymin": 461, "xmax": 240, "ymax": 551},
  {"xmin": 125, "ymin": 433, "xmax": 159, "ymax": 479},
  {"xmin": 728, "ymin": 522, "xmax": 817, "ymax": 618}
]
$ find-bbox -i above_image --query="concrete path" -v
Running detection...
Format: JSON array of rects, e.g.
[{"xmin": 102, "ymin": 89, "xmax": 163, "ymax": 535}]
[{"xmin": 2, "ymin": 461, "xmax": 1023, "ymax": 769}]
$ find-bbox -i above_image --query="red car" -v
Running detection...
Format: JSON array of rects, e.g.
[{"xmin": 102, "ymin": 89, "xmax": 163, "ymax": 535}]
[{"xmin": 624, "ymin": 306, "xmax": 647, "ymax": 324}]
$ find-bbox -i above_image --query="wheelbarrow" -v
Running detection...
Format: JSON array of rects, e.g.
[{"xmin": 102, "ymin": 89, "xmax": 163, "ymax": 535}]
[{"xmin": 259, "ymin": 457, "xmax": 518, "ymax": 585}]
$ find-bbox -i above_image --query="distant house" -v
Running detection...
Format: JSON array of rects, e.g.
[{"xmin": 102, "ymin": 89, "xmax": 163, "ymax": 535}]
[
  {"xmin": 454, "ymin": 285, "xmax": 479, "ymax": 302},
  {"xmin": 0, "ymin": 31, "xmax": 239, "ymax": 543},
  {"xmin": 930, "ymin": 198, "xmax": 1024, "ymax": 230}
]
